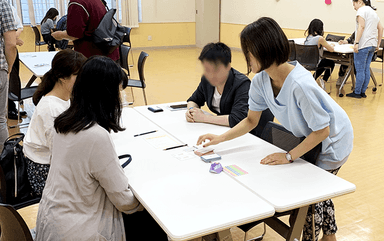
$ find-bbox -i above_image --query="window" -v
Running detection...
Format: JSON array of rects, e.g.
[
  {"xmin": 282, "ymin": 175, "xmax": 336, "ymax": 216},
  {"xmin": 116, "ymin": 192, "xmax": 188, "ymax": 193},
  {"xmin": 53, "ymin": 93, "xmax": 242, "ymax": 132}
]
[{"xmin": 15, "ymin": 0, "xmax": 141, "ymax": 25}]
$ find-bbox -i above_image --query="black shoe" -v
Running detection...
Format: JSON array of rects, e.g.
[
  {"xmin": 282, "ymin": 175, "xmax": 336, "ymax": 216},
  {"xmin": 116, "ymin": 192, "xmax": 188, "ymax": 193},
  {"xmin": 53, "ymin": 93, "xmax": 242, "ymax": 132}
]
[
  {"xmin": 360, "ymin": 93, "xmax": 367, "ymax": 98},
  {"xmin": 346, "ymin": 92, "xmax": 362, "ymax": 99},
  {"xmin": 7, "ymin": 110, "xmax": 21, "ymax": 120}
]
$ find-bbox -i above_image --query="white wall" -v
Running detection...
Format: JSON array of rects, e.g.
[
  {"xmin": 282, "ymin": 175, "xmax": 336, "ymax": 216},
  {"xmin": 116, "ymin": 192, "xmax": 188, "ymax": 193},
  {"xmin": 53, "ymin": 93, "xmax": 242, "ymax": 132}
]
[
  {"xmin": 221, "ymin": 0, "xmax": 384, "ymax": 34},
  {"xmin": 141, "ymin": 0, "xmax": 195, "ymax": 23}
]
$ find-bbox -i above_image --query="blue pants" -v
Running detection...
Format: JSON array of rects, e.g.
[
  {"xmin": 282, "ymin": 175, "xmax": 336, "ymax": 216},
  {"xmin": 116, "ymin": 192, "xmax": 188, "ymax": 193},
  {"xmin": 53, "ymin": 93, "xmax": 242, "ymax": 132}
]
[{"xmin": 353, "ymin": 46, "xmax": 376, "ymax": 94}]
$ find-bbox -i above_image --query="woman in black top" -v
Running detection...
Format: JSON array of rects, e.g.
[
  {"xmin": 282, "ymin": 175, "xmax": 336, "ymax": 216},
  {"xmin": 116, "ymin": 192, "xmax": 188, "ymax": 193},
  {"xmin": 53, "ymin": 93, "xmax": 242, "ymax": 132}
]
[{"xmin": 186, "ymin": 42, "xmax": 273, "ymax": 137}]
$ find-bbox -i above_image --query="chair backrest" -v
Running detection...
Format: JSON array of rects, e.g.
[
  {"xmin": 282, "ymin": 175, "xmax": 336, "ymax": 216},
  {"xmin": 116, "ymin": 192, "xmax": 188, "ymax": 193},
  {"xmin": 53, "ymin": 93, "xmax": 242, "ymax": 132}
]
[
  {"xmin": 376, "ymin": 39, "xmax": 384, "ymax": 60},
  {"xmin": 122, "ymin": 26, "xmax": 131, "ymax": 45},
  {"xmin": 31, "ymin": 26, "xmax": 42, "ymax": 43},
  {"xmin": 138, "ymin": 51, "xmax": 149, "ymax": 83},
  {"xmin": 261, "ymin": 121, "xmax": 321, "ymax": 165},
  {"xmin": 325, "ymin": 34, "xmax": 345, "ymax": 42},
  {"xmin": 8, "ymin": 65, "xmax": 22, "ymax": 100},
  {"xmin": 0, "ymin": 203, "xmax": 34, "ymax": 241},
  {"xmin": 294, "ymin": 44, "xmax": 319, "ymax": 71},
  {"xmin": 288, "ymin": 40, "xmax": 296, "ymax": 61},
  {"xmin": 119, "ymin": 44, "xmax": 131, "ymax": 76}
]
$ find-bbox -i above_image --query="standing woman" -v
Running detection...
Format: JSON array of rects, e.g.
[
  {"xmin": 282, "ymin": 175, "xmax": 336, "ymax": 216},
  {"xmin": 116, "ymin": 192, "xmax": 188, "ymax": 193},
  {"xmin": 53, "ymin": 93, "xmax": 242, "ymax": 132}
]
[
  {"xmin": 347, "ymin": 0, "xmax": 383, "ymax": 98},
  {"xmin": 40, "ymin": 8, "xmax": 59, "ymax": 51},
  {"xmin": 197, "ymin": 17, "xmax": 353, "ymax": 241},
  {"xmin": 304, "ymin": 19, "xmax": 336, "ymax": 92},
  {"xmin": 23, "ymin": 49, "xmax": 86, "ymax": 197}
]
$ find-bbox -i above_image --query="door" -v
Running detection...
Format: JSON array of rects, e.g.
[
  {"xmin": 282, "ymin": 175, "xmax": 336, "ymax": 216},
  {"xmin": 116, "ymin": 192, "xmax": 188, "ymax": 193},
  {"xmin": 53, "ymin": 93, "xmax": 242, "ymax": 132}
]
[{"xmin": 195, "ymin": 0, "xmax": 220, "ymax": 48}]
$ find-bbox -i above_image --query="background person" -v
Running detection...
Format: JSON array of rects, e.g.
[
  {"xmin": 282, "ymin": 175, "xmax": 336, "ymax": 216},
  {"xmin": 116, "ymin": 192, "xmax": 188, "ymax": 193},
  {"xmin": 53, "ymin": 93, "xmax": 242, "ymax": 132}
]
[
  {"xmin": 40, "ymin": 8, "xmax": 59, "ymax": 52},
  {"xmin": 347, "ymin": 0, "xmax": 383, "ymax": 98},
  {"xmin": 304, "ymin": 19, "xmax": 336, "ymax": 93},
  {"xmin": 0, "ymin": 0, "xmax": 17, "ymax": 151}
]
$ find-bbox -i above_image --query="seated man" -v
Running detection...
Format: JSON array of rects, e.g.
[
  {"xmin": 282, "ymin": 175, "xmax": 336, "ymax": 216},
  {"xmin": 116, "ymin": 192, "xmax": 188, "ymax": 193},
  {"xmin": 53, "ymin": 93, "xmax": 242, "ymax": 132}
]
[
  {"xmin": 337, "ymin": 32, "xmax": 355, "ymax": 86},
  {"xmin": 186, "ymin": 42, "xmax": 274, "ymax": 137}
]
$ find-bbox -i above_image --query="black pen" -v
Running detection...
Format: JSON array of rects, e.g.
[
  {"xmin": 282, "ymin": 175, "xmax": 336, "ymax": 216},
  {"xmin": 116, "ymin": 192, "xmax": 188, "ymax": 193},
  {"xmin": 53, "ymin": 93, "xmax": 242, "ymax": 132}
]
[
  {"xmin": 163, "ymin": 144, "xmax": 188, "ymax": 151},
  {"xmin": 134, "ymin": 130, "xmax": 157, "ymax": 137}
]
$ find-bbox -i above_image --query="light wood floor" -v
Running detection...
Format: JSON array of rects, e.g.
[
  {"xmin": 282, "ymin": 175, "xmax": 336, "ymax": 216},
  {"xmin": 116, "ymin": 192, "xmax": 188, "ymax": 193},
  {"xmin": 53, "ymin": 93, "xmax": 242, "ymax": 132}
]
[{"xmin": 11, "ymin": 47, "xmax": 384, "ymax": 240}]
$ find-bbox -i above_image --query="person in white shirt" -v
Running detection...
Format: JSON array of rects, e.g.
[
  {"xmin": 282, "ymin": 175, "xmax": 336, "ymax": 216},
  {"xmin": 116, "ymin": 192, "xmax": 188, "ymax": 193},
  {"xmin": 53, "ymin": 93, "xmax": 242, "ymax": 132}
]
[
  {"xmin": 23, "ymin": 49, "xmax": 86, "ymax": 196},
  {"xmin": 347, "ymin": 0, "xmax": 383, "ymax": 98},
  {"xmin": 35, "ymin": 55, "xmax": 167, "ymax": 241}
]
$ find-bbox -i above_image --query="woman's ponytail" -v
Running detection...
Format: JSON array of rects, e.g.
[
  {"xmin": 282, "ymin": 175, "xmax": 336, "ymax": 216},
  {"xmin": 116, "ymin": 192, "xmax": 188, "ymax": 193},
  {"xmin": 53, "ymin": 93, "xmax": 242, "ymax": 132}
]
[
  {"xmin": 364, "ymin": 0, "xmax": 377, "ymax": 10},
  {"xmin": 33, "ymin": 69, "xmax": 57, "ymax": 105}
]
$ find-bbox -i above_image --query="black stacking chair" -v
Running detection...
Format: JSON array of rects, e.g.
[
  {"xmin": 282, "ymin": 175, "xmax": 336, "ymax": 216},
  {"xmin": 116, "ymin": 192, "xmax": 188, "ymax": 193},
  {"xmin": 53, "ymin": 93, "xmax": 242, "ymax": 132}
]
[
  {"xmin": 371, "ymin": 39, "xmax": 384, "ymax": 85},
  {"xmin": 122, "ymin": 26, "xmax": 134, "ymax": 67},
  {"xmin": 31, "ymin": 26, "xmax": 47, "ymax": 52},
  {"xmin": 325, "ymin": 34, "xmax": 345, "ymax": 42},
  {"xmin": 126, "ymin": 51, "xmax": 149, "ymax": 105},
  {"xmin": 288, "ymin": 40, "xmax": 296, "ymax": 61}
]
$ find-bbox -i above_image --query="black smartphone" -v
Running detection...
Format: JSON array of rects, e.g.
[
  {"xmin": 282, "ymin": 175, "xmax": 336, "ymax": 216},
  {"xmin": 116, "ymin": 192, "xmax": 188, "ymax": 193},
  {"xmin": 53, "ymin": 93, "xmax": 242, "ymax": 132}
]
[
  {"xmin": 170, "ymin": 104, "xmax": 187, "ymax": 109},
  {"xmin": 148, "ymin": 106, "xmax": 163, "ymax": 113}
]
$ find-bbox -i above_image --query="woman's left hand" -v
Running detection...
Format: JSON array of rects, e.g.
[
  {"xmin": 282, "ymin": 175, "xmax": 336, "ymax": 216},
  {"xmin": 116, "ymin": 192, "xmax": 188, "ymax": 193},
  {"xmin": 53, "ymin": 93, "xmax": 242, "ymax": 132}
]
[
  {"xmin": 353, "ymin": 44, "xmax": 359, "ymax": 53},
  {"xmin": 260, "ymin": 153, "xmax": 290, "ymax": 165}
]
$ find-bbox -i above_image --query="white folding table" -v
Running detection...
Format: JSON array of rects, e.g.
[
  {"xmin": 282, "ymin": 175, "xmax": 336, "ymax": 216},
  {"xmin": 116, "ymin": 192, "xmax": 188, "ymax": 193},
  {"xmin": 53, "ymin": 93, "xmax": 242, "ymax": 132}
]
[
  {"xmin": 291, "ymin": 38, "xmax": 380, "ymax": 96},
  {"xmin": 111, "ymin": 108, "xmax": 275, "ymax": 241},
  {"xmin": 19, "ymin": 51, "xmax": 58, "ymax": 87},
  {"xmin": 134, "ymin": 102, "xmax": 356, "ymax": 240}
]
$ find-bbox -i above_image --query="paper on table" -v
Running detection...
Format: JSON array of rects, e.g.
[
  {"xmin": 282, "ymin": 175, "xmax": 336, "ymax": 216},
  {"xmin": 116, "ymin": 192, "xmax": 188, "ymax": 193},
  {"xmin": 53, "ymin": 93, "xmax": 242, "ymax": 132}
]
[{"xmin": 144, "ymin": 133, "xmax": 182, "ymax": 150}]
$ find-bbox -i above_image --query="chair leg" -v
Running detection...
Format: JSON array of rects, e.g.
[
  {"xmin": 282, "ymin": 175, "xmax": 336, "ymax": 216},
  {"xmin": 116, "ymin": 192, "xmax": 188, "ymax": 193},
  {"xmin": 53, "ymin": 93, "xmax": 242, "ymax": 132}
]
[
  {"xmin": 381, "ymin": 61, "xmax": 383, "ymax": 85},
  {"xmin": 142, "ymin": 89, "xmax": 148, "ymax": 105},
  {"xmin": 129, "ymin": 48, "xmax": 134, "ymax": 67},
  {"xmin": 9, "ymin": 101, "xmax": 29, "ymax": 129},
  {"xmin": 130, "ymin": 87, "xmax": 135, "ymax": 103}
]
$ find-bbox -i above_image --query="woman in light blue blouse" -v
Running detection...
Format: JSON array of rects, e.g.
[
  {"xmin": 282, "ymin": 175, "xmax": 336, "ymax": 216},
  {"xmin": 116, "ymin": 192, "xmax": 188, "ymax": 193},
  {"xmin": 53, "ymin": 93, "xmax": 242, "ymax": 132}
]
[{"xmin": 197, "ymin": 17, "xmax": 353, "ymax": 241}]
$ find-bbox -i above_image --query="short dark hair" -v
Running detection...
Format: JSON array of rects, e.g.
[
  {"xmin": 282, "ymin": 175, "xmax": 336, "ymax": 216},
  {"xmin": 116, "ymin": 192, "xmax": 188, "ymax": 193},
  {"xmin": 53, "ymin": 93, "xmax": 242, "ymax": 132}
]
[
  {"xmin": 54, "ymin": 56, "xmax": 125, "ymax": 134},
  {"xmin": 240, "ymin": 17, "xmax": 289, "ymax": 74},
  {"xmin": 305, "ymin": 19, "xmax": 324, "ymax": 37},
  {"xmin": 33, "ymin": 49, "xmax": 87, "ymax": 105},
  {"xmin": 198, "ymin": 42, "xmax": 232, "ymax": 66}
]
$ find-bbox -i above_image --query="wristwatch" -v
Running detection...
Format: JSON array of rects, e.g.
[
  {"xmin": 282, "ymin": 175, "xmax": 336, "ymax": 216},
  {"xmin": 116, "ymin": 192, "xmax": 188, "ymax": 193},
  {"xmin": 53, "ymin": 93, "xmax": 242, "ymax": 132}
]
[{"xmin": 286, "ymin": 152, "xmax": 293, "ymax": 163}]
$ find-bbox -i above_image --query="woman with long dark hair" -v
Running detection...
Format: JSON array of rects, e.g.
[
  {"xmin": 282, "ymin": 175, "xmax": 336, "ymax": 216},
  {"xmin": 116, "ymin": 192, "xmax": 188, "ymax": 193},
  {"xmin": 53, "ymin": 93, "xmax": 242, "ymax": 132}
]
[
  {"xmin": 35, "ymin": 56, "xmax": 167, "ymax": 240},
  {"xmin": 304, "ymin": 19, "xmax": 336, "ymax": 92},
  {"xmin": 24, "ymin": 49, "xmax": 86, "ymax": 197},
  {"xmin": 347, "ymin": 0, "xmax": 383, "ymax": 98},
  {"xmin": 40, "ymin": 8, "xmax": 59, "ymax": 51},
  {"xmin": 197, "ymin": 17, "xmax": 354, "ymax": 241}
]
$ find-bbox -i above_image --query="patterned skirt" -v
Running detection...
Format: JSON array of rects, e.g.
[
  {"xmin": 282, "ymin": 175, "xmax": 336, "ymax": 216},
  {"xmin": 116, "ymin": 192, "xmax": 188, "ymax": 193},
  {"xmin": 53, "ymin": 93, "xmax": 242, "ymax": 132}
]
[{"xmin": 26, "ymin": 157, "xmax": 50, "ymax": 197}]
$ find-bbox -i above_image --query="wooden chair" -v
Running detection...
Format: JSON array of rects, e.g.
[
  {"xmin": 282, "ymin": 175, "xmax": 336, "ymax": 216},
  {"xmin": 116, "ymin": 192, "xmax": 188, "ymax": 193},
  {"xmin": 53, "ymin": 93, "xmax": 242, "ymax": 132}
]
[{"xmin": 0, "ymin": 203, "xmax": 34, "ymax": 241}]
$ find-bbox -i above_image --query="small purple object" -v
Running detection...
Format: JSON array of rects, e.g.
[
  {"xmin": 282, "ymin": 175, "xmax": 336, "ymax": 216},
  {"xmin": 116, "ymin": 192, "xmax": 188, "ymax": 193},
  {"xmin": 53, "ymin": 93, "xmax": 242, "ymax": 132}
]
[{"xmin": 210, "ymin": 162, "xmax": 223, "ymax": 174}]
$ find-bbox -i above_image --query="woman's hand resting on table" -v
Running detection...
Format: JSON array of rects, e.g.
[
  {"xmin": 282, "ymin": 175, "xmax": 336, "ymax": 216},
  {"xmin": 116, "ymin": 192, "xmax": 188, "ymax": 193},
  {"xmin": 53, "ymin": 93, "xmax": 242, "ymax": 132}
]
[{"xmin": 260, "ymin": 153, "xmax": 290, "ymax": 165}]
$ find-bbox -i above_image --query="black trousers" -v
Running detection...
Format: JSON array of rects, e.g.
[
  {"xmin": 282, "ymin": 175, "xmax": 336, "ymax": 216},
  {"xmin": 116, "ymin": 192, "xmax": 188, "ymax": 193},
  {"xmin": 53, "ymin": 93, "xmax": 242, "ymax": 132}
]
[
  {"xmin": 42, "ymin": 33, "xmax": 56, "ymax": 51},
  {"xmin": 313, "ymin": 59, "xmax": 335, "ymax": 81},
  {"xmin": 8, "ymin": 51, "xmax": 19, "ymax": 112},
  {"xmin": 123, "ymin": 209, "xmax": 168, "ymax": 240}
]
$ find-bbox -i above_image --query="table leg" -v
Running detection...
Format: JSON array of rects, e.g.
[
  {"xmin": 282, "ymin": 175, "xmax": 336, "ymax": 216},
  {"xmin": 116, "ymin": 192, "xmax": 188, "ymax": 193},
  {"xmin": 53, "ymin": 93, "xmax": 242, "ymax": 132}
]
[
  {"xmin": 370, "ymin": 68, "xmax": 378, "ymax": 91},
  {"xmin": 339, "ymin": 65, "xmax": 353, "ymax": 97},
  {"xmin": 25, "ymin": 75, "xmax": 37, "ymax": 88},
  {"xmin": 201, "ymin": 229, "xmax": 233, "ymax": 241}
]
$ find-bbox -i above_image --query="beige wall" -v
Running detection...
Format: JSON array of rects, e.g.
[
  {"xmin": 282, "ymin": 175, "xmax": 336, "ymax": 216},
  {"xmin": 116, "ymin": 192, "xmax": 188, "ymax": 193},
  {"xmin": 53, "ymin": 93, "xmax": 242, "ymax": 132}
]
[
  {"xmin": 221, "ymin": 0, "xmax": 384, "ymax": 35},
  {"xmin": 141, "ymin": 0, "xmax": 195, "ymax": 23}
]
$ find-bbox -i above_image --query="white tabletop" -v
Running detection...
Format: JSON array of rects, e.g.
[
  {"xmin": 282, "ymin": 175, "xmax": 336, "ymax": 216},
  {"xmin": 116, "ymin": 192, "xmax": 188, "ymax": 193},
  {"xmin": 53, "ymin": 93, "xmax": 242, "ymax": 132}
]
[
  {"xmin": 111, "ymin": 108, "xmax": 275, "ymax": 240},
  {"xmin": 19, "ymin": 51, "xmax": 58, "ymax": 77},
  {"xmin": 135, "ymin": 102, "xmax": 356, "ymax": 212},
  {"xmin": 291, "ymin": 38, "xmax": 354, "ymax": 54}
]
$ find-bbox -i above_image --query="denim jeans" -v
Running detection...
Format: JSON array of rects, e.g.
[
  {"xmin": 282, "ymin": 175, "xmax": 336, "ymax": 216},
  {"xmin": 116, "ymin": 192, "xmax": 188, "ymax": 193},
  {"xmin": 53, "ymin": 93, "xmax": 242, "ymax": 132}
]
[
  {"xmin": 0, "ymin": 70, "xmax": 9, "ymax": 152},
  {"xmin": 354, "ymin": 46, "xmax": 376, "ymax": 94}
]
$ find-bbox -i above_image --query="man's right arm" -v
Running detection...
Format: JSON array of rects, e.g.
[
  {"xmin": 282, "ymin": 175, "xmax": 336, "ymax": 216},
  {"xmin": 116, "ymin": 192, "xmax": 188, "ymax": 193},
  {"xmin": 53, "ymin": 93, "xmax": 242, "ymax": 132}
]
[{"xmin": 3, "ymin": 30, "xmax": 17, "ymax": 73}]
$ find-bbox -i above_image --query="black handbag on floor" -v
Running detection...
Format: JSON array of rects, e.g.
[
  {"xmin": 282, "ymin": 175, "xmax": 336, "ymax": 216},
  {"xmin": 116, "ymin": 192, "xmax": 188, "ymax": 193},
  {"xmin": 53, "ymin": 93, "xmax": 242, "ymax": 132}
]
[{"xmin": 0, "ymin": 133, "xmax": 32, "ymax": 205}]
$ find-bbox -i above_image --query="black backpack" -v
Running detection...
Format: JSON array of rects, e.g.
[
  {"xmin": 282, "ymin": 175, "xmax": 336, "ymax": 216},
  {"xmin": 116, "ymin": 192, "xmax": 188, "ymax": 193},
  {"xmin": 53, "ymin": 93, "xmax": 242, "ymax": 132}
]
[
  {"xmin": 0, "ymin": 133, "xmax": 32, "ymax": 205},
  {"xmin": 92, "ymin": 8, "xmax": 125, "ymax": 55}
]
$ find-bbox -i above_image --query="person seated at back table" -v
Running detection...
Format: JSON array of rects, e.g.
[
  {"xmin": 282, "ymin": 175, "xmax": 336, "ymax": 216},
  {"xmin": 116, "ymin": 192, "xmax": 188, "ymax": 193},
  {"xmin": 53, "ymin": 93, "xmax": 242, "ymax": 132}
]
[
  {"xmin": 304, "ymin": 19, "xmax": 336, "ymax": 93},
  {"xmin": 186, "ymin": 42, "xmax": 274, "ymax": 137},
  {"xmin": 337, "ymin": 32, "xmax": 356, "ymax": 86}
]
